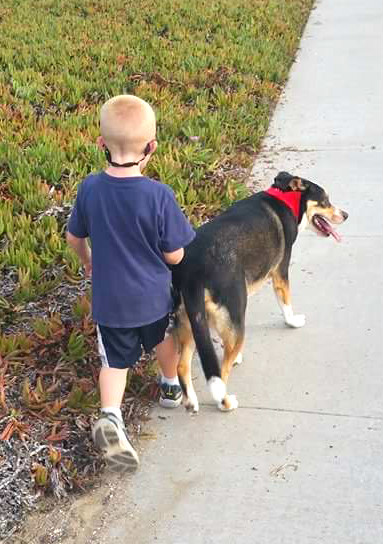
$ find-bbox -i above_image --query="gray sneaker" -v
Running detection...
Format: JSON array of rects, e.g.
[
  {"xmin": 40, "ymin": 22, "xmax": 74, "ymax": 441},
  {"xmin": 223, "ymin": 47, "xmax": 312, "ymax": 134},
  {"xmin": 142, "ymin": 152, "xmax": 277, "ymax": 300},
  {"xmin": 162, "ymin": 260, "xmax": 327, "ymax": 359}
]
[{"xmin": 92, "ymin": 413, "xmax": 139, "ymax": 472}]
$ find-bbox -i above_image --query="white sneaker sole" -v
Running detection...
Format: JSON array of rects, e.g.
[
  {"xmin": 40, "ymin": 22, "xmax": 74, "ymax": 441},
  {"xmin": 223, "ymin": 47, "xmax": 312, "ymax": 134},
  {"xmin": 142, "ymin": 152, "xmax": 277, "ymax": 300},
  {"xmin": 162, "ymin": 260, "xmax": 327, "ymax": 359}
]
[
  {"xmin": 92, "ymin": 418, "xmax": 139, "ymax": 472},
  {"xmin": 159, "ymin": 395, "xmax": 183, "ymax": 408}
]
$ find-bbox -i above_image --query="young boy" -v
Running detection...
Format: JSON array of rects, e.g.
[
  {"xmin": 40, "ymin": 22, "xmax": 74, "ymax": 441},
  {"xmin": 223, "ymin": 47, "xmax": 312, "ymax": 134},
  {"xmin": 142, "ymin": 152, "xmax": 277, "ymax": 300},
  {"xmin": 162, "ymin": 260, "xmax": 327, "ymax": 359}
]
[{"xmin": 66, "ymin": 95, "xmax": 195, "ymax": 472}]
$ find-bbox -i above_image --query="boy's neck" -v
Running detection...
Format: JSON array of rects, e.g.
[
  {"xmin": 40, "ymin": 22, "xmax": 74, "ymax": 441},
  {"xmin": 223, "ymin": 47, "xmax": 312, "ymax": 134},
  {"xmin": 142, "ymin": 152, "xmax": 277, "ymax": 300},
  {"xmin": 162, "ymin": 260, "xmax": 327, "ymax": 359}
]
[{"xmin": 104, "ymin": 164, "xmax": 143, "ymax": 178}]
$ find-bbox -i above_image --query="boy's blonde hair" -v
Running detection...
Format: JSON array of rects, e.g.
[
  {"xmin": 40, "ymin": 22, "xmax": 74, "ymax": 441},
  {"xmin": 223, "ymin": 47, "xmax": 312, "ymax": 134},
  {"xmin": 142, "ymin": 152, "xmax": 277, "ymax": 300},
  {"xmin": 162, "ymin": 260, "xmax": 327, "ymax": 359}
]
[{"xmin": 100, "ymin": 95, "xmax": 156, "ymax": 155}]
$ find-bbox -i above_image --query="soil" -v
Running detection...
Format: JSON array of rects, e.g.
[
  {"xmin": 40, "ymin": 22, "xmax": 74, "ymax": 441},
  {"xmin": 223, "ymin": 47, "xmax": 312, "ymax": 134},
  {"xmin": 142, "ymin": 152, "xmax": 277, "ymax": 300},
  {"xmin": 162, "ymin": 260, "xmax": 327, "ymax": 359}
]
[{"xmin": 12, "ymin": 473, "xmax": 120, "ymax": 544}]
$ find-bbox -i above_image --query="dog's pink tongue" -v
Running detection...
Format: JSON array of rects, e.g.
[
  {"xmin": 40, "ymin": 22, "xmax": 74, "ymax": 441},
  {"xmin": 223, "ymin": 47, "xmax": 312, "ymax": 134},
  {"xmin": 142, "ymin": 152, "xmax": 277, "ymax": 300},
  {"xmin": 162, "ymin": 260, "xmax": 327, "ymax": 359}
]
[{"xmin": 329, "ymin": 226, "xmax": 342, "ymax": 242}]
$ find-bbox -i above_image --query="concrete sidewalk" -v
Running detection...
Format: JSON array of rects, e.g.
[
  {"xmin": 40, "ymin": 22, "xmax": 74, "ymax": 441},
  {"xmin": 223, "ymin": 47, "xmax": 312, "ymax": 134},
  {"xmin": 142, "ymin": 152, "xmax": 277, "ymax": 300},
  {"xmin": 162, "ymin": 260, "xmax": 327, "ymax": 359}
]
[{"xmin": 95, "ymin": 1, "xmax": 383, "ymax": 542}]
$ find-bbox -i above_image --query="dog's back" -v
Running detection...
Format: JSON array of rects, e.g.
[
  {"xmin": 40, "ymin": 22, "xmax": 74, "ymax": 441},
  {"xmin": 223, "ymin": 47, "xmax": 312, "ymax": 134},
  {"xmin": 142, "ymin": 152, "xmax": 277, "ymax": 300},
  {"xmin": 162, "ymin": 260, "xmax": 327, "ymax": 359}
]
[{"xmin": 176, "ymin": 192, "xmax": 297, "ymax": 293}]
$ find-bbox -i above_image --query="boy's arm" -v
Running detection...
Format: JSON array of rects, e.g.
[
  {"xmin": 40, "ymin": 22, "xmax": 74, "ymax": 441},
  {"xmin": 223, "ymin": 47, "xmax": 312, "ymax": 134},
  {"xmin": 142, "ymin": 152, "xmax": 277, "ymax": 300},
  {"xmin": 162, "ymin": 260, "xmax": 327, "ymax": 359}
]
[
  {"xmin": 163, "ymin": 247, "xmax": 184, "ymax": 265},
  {"xmin": 66, "ymin": 232, "xmax": 92, "ymax": 276},
  {"xmin": 159, "ymin": 189, "xmax": 196, "ymax": 264},
  {"xmin": 66, "ymin": 183, "xmax": 91, "ymax": 275}
]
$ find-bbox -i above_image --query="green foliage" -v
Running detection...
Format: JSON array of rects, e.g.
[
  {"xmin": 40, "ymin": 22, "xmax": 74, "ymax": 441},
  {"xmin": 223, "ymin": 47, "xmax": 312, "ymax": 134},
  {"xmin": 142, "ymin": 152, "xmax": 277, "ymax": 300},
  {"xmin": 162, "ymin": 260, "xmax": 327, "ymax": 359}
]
[
  {"xmin": 72, "ymin": 294, "xmax": 91, "ymax": 320},
  {"xmin": 0, "ymin": 332, "xmax": 33, "ymax": 357},
  {"xmin": 67, "ymin": 383, "xmax": 99, "ymax": 412},
  {"xmin": 65, "ymin": 330, "xmax": 89, "ymax": 362},
  {"xmin": 32, "ymin": 314, "xmax": 64, "ymax": 339},
  {"xmin": 32, "ymin": 318, "xmax": 52, "ymax": 339}
]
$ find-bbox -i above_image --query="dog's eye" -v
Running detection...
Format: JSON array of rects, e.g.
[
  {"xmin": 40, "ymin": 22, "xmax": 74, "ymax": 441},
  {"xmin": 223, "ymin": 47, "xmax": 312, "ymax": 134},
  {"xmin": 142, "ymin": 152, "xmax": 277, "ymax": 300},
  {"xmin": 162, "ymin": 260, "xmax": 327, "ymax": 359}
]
[{"xmin": 320, "ymin": 198, "xmax": 330, "ymax": 208}]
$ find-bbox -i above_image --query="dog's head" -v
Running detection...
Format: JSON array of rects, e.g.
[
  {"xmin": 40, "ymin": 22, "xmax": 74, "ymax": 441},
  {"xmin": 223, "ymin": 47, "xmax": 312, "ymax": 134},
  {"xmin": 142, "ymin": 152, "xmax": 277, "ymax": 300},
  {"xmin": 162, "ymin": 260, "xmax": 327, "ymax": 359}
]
[{"xmin": 273, "ymin": 171, "xmax": 348, "ymax": 241}]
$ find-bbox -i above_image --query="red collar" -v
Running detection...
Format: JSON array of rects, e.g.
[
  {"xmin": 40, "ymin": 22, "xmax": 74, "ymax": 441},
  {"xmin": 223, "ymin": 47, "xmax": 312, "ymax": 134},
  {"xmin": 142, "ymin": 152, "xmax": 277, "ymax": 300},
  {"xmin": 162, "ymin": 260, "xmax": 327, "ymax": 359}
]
[{"xmin": 265, "ymin": 187, "xmax": 302, "ymax": 221}]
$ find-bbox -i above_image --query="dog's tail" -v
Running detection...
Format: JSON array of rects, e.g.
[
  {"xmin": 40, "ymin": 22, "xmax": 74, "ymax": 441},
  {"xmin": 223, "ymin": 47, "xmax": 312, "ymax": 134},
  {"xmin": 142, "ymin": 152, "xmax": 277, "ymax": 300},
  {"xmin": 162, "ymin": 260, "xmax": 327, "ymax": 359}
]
[{"xmin": 182, "ymin": 281, "xmax": 227, "ymax": 405}]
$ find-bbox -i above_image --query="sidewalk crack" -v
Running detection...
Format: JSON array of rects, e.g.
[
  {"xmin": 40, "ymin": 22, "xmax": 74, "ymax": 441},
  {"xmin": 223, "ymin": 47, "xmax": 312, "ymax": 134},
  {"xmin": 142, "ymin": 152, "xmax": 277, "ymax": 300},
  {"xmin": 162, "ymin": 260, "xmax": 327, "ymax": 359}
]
[{"xmin": 199, "ymin": 403, "xmax": 383, "ymax": 421}]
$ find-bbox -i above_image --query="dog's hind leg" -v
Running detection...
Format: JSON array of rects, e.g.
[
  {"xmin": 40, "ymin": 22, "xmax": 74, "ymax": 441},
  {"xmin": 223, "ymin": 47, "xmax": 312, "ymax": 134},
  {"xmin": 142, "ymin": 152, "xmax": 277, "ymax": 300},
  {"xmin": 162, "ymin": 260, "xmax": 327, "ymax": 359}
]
[
  {"xmin": 210, "ymin": 290, "xmax": 246, "ymax": 411},
  {"xmin": 220, "ymin": 328, "xmax": 244, "ymax": 384},
  {"xmin": 271, "ymin": 267, "xmax": 305, "ymax": 328},
  {"xmin": 176, "ymin": 324, "xmax": 198, "ymax": 413}
]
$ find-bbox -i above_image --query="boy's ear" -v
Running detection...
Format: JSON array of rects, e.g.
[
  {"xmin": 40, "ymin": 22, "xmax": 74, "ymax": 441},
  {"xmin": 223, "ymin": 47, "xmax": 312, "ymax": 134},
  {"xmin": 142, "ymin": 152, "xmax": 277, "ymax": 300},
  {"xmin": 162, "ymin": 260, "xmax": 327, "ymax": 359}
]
[
  {"xmin": 96, "ymin": 136, "xmax": 106, "ymax": 150},
  {"xmin": 139, "ymin": 140, "xmax": 157, "ymax": 173},
  {"xmin": 147, "ymin": 139, "xmax": 157, "ymax": 155}
]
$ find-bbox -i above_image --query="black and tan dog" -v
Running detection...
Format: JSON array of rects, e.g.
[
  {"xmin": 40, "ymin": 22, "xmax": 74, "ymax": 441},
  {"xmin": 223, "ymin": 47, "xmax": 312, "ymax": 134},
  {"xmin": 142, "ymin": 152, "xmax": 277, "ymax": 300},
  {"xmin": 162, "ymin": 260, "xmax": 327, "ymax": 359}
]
[{"xmin": 172, "ymin": 172, "xmax": 348, "ymax": 413}]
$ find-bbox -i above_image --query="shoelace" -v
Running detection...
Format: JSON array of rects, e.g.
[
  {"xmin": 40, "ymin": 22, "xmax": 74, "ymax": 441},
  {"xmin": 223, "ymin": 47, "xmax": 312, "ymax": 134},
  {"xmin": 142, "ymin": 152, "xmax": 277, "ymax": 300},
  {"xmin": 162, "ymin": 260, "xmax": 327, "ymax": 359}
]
[{"xmin": 161, "ymin": 383, "xmax": 181, "ymax": 397}]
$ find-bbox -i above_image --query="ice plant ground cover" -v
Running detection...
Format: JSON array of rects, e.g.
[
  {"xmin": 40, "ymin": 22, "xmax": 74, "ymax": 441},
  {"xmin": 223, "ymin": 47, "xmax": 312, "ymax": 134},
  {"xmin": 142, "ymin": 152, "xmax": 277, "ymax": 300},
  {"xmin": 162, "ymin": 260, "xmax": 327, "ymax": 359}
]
[{"xmin": 0, "ymin": 0, "xmax": 313, "ymax": 538}]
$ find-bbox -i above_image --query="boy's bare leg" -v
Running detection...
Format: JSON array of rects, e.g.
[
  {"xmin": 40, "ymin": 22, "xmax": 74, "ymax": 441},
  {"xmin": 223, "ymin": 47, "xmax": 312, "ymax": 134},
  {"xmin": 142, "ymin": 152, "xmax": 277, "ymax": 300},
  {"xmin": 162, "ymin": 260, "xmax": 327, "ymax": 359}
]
[
  {"xmin": 155, "ymin": 335, "xmax": 182, "ymax": 408},
  {"xmin": 155, "ymin": 334, "xmax": 179, "ymax": 378},
  {"xmin": 99, "ymin": 367, "xmax": 128, "ymax": 411}
]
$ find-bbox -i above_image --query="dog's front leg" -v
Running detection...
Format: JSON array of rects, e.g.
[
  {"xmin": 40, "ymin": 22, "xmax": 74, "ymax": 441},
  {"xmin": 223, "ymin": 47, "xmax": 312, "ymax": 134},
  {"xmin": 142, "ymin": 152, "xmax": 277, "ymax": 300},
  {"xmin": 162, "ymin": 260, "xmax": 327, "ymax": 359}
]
[{"xmin": 271, "ymin": 271, "xmax": 305, "ymax": 328}]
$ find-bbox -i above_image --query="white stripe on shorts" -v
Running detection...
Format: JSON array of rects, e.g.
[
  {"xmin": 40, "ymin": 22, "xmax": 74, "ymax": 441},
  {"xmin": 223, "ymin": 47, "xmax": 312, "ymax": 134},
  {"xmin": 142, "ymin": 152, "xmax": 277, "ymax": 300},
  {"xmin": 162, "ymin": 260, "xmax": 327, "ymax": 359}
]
[{"xmin": 96, "ymin": 325, "xmax": 109, "ymax": 367}]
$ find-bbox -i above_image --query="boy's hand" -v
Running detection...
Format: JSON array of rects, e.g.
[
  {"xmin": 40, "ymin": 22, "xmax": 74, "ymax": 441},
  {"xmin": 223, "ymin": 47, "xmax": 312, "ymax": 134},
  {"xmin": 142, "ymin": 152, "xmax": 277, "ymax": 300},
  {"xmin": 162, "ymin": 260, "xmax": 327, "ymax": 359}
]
[
  {"xmin": 163, "ymin": 247, "xmax": 184, "ymax": 265},
  {"xmin": 66, "ymin": 232, "xmax": 92, "ymax": 277}
]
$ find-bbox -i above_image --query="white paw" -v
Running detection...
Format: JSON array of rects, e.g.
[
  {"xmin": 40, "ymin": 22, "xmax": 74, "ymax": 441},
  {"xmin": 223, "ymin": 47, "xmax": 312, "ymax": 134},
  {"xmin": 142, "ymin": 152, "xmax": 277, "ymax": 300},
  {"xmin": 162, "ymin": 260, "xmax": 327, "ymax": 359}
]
[
  {"xmin": 286, "ymin": 314, "xmax": 306, "ymax": 328},
  {"xmin": 208, "ymin": 377, "xmax": 226, "ymax": 403},
  {"xmin": 184, "ymin": 390, "xmax": 199, "ymax": 413},
  {"xmin": 234, "ymin": 352, "xmax": 243, "ymax": 366},
  {"xmin": 184, "ymin": 401, "xmax": 199, "ymax": 414},
  {"xmin": 218, "ymin": 394, "xmax": 239, "ymax": 412}
]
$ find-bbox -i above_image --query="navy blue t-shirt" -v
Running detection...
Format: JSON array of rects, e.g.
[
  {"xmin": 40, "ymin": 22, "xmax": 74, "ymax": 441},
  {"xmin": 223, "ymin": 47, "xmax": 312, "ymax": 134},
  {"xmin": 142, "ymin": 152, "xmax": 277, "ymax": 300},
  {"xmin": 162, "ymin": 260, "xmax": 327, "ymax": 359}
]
[{"xmin": 67, "ymin": 172, "xmax": 195, "ymax": 327}]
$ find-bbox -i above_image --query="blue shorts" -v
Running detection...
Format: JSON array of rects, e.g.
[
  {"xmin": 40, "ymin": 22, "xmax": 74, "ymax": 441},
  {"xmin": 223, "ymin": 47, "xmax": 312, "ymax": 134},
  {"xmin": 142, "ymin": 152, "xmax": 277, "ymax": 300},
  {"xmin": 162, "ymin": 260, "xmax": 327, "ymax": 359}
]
[{"xmin": 96, "ymin": 315, "xmax": 169, "ymax": 369}]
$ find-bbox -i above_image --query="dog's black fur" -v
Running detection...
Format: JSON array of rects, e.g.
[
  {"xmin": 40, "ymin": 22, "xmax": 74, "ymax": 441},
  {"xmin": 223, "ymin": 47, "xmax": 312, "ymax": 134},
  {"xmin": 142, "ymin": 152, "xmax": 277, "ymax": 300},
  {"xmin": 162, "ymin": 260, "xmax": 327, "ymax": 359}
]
[{"xmin": 172, "ymin": 172, "xmax": 348, "ymax": 412}]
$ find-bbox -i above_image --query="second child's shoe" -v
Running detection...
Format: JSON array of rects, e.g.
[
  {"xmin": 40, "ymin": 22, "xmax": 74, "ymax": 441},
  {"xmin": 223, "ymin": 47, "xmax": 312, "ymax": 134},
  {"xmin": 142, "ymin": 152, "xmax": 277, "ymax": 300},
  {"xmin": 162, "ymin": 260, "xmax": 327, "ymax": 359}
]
[
  {"xmin": 159, "ymin": 382, "xmax": 183, "ymax": 408},
  {"xmin": 92, "ymin": 413, "xmax": 139, "ymax": 472}
]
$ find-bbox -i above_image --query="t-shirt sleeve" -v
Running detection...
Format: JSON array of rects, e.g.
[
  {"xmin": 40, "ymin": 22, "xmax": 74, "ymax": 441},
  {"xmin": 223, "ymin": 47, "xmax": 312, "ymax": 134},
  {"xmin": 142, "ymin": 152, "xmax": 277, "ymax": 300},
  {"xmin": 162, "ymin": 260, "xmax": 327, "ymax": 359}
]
[
  {"xmin": 159, "ymin": 190, "xmax": 195, "ymax": 252},
  {"xmin": 67, "ymin": 185, "xmax": 88, "ymax": 238}
]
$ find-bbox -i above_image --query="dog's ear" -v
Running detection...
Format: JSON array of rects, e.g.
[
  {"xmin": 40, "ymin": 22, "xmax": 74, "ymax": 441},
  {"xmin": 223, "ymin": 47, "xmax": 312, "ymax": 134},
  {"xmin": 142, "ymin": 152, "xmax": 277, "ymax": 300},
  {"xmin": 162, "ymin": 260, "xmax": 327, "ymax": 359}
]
[
  {"xmin": 273, "ymin": 172, "xmax": 308, "ymax": 192},
  {"xmin": 273, "ymin": 172, "xmax": 294, "ymax": 190},
  {"xmin": 289, "ymin": 177, "xmax": 309, "ymax": 191}
]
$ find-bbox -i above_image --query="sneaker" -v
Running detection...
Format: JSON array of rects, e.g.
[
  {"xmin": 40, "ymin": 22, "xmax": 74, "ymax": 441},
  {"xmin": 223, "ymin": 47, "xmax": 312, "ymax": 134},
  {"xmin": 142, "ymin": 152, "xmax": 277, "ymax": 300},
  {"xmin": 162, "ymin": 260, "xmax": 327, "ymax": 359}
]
[
  {"xmin": 92, "ymin": 413, "xmax": 139, "ymax": 472},
  {"xmin": 159, "ymin": 382, "xmax": 183, "ymax": 408}
]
